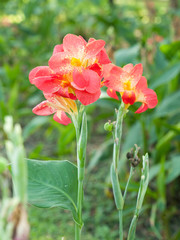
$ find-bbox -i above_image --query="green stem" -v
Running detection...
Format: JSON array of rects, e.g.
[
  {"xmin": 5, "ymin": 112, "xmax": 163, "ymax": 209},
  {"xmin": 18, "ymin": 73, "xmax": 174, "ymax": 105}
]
[
  {"xmin": 111, "ymin": 102, "xmax": 127, "ymax": 240},
  {"xmin": 75, "ymin": 223, "xmax": 81, "ymax": 240},
  {"xmin": 127, "ymin": 154, "xmax": 149, "ymax": 240},
  {"xmin": 123, "ymin": 166, "xmax": 134, "ymax": 201},
  {"xmin": 113, "ymin": 103, "xmax": 125, "ymax": 170},
  {"xmin": 127, "ymin": 213, "xmax": 138, "ymax": 240},
  {"xmin": 73, "ymin": 107, "xmax": 87, "ymax": 240},
  {"xmin": 119, "ymin": 210, "xmax": 123, "ymax": 240}
]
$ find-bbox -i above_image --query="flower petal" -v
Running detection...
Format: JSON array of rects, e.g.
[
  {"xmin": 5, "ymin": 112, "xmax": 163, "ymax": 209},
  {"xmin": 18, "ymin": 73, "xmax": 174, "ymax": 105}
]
[
  {"xmin": 135, "ymin": 103, "xmax": 148, "ymax": 114},
  {"xmin": 129, "ymin": 63, "xmax": 143, "ymax": 85},
  {"xmin": 53, "ymin": 112, "xmax": 71, "ymax": 125},
  {"xmin": 53, "ymin": 44, "xmax": 64, "ymax": 55},
  {"xmin": 107, "ymin": 88, "xmax": 119, "ymax": 100},
  {"xmin": 75, "ymin": 89, "xmax": 101, "ymax": 105},
  {"xmin": 72, "ymin": 70, "xmax": 88, "ymax": 90},
  {"xmin": 87, "ymin": 63, "xmax": 102, "ymax": 76},
  {"xmin": 85, "ymin": 40, "xmax": 105, "ymax": 59},
  {"xmin": 122, "ymin": 90, "xmax": 136, "ymax": 105},
  {"xmin": 63, "ymin": 34, "xmax": 86, "ymax": 57},
  {"xmin": 82, "ymin": 69, "xmax": 101, "ymax": 94},
  {"xmin": 32, "ymin": 101, "xmax": 55, "ymax": 115},
  {"xmin": 48, "ymin": 52, "xmax": 72, "ymax": 74},
  {"xmin": 56, "ymin": 87, "xmax": 76, "ymax": 100},
  {"xmin": 136, "ymin": 76, "xmax": 148, "ymax": 90},
  {"xmin": 78, "ymin": 35, "xmax": 87, "ymax": 45},
  {"xmin": 103, "ymin": 64, "xmax": 127, "ymax": 91},
  {"xmin": 123, "ymin": 63, "xmax": 134, "ymax": 73},
  {"xmin": 32, "ymin": 76, "xmax": 60, "ymax": 93},
  {"xmin": 143, "ymin": 88, "xmax": 158, "ymax": 108},
  {"xmin": 103, "ymin": 63, "xmax": 115, "ymax": 78},
  {"xmin": 135, "ymin": 88, "xmax": 158, "ymax": 113},
  {"xmin": 97, "ymin": 49, "xmax": 111, "ymax": 64},
  {"xmin": 29, "ymin": 66, "xmax": 52, "ymax": 84}
]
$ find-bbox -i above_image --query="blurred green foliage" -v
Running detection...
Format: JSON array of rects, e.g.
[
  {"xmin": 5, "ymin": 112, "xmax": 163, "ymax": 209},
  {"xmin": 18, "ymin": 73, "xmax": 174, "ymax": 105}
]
[{"xmin": 0, "ymin": 0, "xmax": 180, "ymax": 239}]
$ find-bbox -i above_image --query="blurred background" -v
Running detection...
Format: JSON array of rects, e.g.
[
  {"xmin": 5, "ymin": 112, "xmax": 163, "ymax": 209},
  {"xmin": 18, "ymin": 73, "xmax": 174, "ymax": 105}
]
[{"xmin": 0, "ymin": 0, "xmax": 180, "ymax": 239}]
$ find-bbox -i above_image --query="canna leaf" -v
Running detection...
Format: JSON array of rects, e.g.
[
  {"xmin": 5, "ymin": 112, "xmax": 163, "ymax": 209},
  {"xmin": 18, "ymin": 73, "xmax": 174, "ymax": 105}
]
[{"xmin": 27, "ymin": 159, "xmax": 79, "ymax": 224}]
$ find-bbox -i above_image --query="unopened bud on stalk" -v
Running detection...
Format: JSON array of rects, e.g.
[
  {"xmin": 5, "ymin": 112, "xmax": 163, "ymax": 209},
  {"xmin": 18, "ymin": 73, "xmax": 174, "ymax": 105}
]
[{"xmin": 104, "ymin": 121, "xmax": 114, "ymax": 132}]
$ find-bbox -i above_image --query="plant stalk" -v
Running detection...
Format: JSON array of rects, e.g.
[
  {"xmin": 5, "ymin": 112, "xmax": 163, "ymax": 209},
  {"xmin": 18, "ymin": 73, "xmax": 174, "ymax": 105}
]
[
  {"xmin": 127, "ymin": 154, "xmax": 149, "ymax": 240},
  {"xmin": 123, "ymin": 166, "xmax": 134, "ymax": 202},
  {"xmin": 73, "ymin": 108, "xmax": 87, "ymax": 240},
  {"xmin": 111, "ymin": 102, "xmax": 126, "ymax": 240}
]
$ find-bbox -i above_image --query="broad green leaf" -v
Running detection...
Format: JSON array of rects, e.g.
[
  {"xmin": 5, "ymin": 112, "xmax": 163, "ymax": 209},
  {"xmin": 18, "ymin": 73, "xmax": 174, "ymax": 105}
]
[
  {"xmin": 27, "ymin": 159, "xmax": 79, "ymax": 222},
  {"xmin": 150, "ymin": 62, "xmax": 180, "ymax": 89},
  {"xmin": 115, "ymin": 44, "xmax": 140, "ymax": 66},
  {"xmin": 154, "ymin": 91, "xmax": 180, "ymax": 118}
]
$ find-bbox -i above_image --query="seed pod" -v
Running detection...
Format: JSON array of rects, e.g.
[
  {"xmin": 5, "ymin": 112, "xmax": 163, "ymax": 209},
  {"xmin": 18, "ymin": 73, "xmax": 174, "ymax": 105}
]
[
  {"xmin": 129, "ymin": 156, "xmax": 141, "ymax": 167},
  {"xmin": 126, "ymin": 152, "xmax": 133, "ymax": 159}
]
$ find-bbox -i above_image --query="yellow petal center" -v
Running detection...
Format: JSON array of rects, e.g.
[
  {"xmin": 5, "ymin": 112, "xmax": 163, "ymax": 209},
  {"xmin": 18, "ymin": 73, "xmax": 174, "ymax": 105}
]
[
  {"xmin": 71, "ymin": 57, "xmax": 82, "ymax": 67},
  {"xmin": 124, "ymin": 80, "xmax": 131, "ymax": 90}
]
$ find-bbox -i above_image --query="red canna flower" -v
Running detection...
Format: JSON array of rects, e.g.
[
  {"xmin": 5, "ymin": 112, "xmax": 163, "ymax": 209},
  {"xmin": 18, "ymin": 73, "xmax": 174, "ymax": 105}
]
[
  {"xmin": 32, "ymin": 92, "xmax": 78, "ymax": 125},
  {"xmin": 103, "ymin": 63, "xmax": 158, "ymax": 113},
  {"xmin": 29, "ymin": 34, "xmax": 110, "ymax": 106}
]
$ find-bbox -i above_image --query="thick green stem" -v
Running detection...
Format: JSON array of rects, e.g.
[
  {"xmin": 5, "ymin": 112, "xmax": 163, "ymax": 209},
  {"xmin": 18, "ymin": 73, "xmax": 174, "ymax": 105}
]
[
  {"xmin": 75, "ymin": 223, "xmax": 81, "ymax": 240},
  {"xmin": 73, "ymin": 108, "xmax": 87, "ymax": 240}
]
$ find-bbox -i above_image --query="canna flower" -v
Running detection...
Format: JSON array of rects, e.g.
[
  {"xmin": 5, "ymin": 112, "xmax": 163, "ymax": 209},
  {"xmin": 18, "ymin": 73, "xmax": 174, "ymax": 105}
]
[
  {"xmin": 29, "ymin": 34, "xmax": 111, "ymax": 106},
  {"xmin": 103, "ymin": 63, "xmax": 158, "ymax": 113},
  {"xmin": 32, "ymin": 92, "xmax": 78, "ymax": 125}
]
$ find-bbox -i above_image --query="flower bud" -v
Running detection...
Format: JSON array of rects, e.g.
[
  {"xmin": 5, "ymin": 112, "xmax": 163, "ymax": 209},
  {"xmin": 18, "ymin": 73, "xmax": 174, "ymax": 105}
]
[{"xmin": 104, "ymin": 121, "xmax": 113, "ymax": 132}]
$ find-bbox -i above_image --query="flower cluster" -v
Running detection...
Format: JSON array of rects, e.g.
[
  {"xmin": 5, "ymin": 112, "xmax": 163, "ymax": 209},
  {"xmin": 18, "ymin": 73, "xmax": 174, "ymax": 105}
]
[
  {"xmin": 103, "ymin": 63, "xmax": 158, "ymax": 113},
  {"xmin": 29, "ymin": 34, "xmax": 158, "ymax": 124},
  {"xmin": 29, "ymin": 34, "xmax": 110, "ymax": 124}
]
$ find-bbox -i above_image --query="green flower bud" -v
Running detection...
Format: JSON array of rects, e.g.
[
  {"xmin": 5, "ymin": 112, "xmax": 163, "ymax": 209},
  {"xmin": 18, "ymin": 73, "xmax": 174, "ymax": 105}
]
[{"xmin": 104, "ymin": 122, "xmax": 113, "ymax": 132}]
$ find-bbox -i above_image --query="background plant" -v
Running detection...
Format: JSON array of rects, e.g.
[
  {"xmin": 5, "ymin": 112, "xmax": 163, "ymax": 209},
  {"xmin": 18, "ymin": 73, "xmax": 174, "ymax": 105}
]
[{"xmin": 0, "ymin": 0, "xmax": 180, "ymax": 239}]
